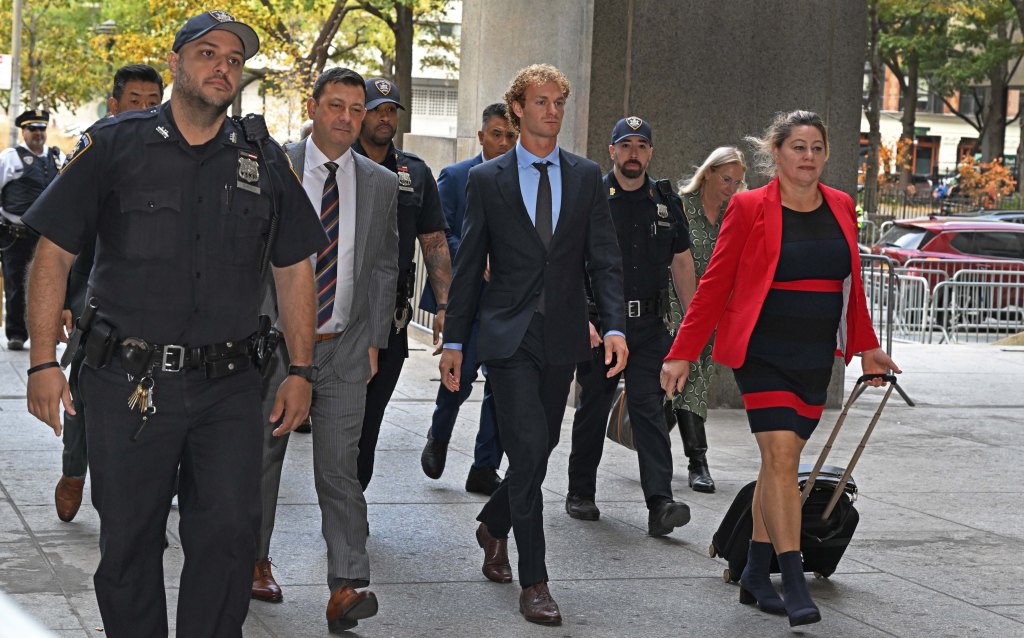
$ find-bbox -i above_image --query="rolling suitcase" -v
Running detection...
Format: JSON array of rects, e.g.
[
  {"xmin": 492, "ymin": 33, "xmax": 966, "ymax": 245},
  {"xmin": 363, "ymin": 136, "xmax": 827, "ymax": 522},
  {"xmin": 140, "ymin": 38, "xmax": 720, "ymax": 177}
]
[{"xmin": 709, "ymin": 373, "xmax": 899, "ymax": 583}]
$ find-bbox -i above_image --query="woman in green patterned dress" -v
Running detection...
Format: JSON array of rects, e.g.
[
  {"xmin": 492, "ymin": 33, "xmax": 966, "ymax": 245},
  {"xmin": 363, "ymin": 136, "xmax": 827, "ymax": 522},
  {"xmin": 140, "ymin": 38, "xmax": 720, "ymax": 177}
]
[{"xmin": 664, "ymin": 147, "xmax": 747, "ymax": 493}]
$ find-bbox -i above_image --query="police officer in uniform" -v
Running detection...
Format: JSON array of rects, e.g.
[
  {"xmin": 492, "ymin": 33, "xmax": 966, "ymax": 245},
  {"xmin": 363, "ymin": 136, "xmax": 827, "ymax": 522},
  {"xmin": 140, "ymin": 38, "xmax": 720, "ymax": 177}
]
[
  {"xmin": 0, "ymin": 109, "xmax": 64, "ymax": 350},
  {"xmin": 352, "ymin": 77, "xmax": 451, "ymax": 490},
  {"xmin": 53, "ymin": 64, "xmax": 166, "ymax": 525},
  {"xmin": 564, "ymin": 117, "xmax": 698, "ymax": 536},
  {"xmin": 23, "ymin": 12, "xmax": 326, "ymax": 637}
]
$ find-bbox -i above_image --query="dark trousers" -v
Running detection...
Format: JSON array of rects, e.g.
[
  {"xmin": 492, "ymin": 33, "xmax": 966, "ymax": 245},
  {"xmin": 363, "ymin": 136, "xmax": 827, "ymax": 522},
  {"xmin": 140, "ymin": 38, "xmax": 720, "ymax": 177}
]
[
  {"xmin": 568, "ymin": 316, "xmax": 675, "ymax": 507},
  {"xmin": 477, "ymin": 314, "xmax": 575, "ymax": 587},
  {"xmin": 1, "ymin": 230, "xmax": 39, "ymax": 340},
  {"xmin": 80, "ymin": 364, "xmax": 263, "ymax": 638},
  {"xmin": 61, "ymin": 353, "xmax": 88, "ymax": 477},
  {"xmin": 358, "ymin": 323, "xmax": 407, "ymax": 490},
  {"xmin": 430, "ymin": 319, "xmax": 503, "ymax": 469}
]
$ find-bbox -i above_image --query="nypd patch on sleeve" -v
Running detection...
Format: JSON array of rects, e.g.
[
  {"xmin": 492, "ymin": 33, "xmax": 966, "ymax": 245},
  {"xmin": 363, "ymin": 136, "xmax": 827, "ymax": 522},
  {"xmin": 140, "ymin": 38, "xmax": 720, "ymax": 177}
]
[{"xmin": 60, "ymin": 133, "xmax": 93, "ymax": 173}]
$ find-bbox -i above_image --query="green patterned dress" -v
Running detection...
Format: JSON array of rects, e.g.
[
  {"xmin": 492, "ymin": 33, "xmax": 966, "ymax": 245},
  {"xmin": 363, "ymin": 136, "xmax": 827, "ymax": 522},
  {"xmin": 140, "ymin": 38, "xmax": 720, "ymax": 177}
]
[{"xmin": 664, "ymin": 191, "xmax": 724, "ymax": 420}]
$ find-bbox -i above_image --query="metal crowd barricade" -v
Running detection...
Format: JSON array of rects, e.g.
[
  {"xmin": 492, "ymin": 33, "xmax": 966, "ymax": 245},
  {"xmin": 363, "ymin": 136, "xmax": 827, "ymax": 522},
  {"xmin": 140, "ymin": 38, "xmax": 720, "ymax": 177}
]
[
  {"xmin": 929, "ymin": 278, "xmax": 1024, "ymax": 343},
  {"xmin": 857, "ymin": 254, "xmax": 914, "ymax": 405},
  {"xmin": 890, "ymin": 273, "xmax": 931, "ymax": 343},
  {"xmin": 859, "ymin": 254, "xmax": 896, "ymax": 354}
]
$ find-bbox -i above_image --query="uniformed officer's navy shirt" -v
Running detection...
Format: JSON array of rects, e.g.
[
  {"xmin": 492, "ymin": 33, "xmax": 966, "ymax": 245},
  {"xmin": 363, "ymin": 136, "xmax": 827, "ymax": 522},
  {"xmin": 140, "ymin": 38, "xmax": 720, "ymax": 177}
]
[
  {"xmin": 23, "ymin": 103, "xmax": 327, "ymax": 345},
  {"xmin": 605, "ymin": 172, "xmax": 690, "ymax": 302},
  {"xmin": 352, "ymin": 139, "xmax": 446, "ymax": 278}
]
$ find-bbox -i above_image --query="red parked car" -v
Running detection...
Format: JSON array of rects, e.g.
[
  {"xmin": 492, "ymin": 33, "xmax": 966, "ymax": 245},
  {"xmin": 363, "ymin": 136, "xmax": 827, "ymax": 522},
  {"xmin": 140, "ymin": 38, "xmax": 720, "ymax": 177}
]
[
  {"xmin": 872, "ymin": 217, "xmax": 1024, "ymax": 328},
  {"xmin": 872, "ymin": 217, "xmax": 1024, "ymax": 265}
]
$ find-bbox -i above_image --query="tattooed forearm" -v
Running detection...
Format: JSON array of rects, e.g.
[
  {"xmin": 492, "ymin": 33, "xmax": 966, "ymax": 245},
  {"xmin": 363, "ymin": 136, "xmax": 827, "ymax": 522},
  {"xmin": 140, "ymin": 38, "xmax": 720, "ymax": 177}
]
[{"xmin": 419, "ymin": 231, "xmax": 452, "ymax": 304}]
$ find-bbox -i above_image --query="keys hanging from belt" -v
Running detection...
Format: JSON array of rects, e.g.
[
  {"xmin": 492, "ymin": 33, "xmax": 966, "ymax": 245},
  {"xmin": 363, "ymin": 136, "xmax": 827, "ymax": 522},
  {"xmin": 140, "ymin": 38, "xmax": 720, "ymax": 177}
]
[{"xmin": 128, "ymin": 375, "xmax": 156, "ymax": 441}]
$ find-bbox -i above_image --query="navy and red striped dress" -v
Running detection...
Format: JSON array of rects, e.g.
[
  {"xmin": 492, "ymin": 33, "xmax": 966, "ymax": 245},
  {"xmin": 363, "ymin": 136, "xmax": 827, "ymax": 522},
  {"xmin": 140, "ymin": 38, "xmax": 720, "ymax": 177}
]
[{"xmin": 733, "ymin": 201, "xmax": 851, "ymax": 440}]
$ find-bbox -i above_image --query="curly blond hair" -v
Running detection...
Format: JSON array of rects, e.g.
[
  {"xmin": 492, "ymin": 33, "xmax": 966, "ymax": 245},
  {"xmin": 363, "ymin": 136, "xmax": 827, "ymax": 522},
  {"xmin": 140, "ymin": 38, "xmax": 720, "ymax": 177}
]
[{"xmin": 503, "ymin": 64, "xmax": 571, "ymax": 131}]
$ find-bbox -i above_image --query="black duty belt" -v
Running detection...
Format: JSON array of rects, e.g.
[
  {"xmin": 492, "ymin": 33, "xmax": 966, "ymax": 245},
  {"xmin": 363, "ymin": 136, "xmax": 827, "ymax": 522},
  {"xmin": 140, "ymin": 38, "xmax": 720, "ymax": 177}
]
[
  {"xmin": 115, "ymin": 338, "xmax": 252, "ymax": 375},
  {"xmin": 626, "ymin": 296, "xmax": 661, "ymax": 318}
]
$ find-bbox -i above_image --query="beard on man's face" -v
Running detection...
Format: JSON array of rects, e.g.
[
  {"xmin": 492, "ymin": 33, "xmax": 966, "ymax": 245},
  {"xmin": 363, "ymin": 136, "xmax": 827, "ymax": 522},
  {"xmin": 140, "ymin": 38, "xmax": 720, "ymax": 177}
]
[
  {"xmin": 618, "ymin": 160, "xmax": 644, "ymax": 179},
  {"xmin": 175, "ymin": 58, "xmax": 235, "ymax": 113}
]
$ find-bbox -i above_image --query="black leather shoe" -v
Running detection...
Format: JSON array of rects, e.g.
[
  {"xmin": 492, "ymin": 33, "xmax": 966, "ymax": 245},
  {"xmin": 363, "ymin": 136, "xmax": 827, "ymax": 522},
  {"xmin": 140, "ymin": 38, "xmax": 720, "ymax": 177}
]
[
  {"xmin": 565, "ymin": 493, "xmax": 600, "ymax": 521},
  {"xmin": 465, "ymin": 465, "xmax": 501, "ymax": 495},
  {"xmin": 420, "ymin": 431, "xmax": 448, "ymax": 479},
  {"xmin": 688, "ymin": 458, "xmax": 716, "ymax": 493},
  {"xmin": 647, "ymin": 500, "xmax": 690, "ymax": 536}
]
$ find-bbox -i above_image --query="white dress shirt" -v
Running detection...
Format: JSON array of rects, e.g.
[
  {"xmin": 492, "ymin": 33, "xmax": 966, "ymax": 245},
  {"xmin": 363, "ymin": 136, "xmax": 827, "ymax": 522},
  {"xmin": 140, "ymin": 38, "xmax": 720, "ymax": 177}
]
[{"xmin": 303, "ymin": 137, "xmax": 358, "ymax": 333}]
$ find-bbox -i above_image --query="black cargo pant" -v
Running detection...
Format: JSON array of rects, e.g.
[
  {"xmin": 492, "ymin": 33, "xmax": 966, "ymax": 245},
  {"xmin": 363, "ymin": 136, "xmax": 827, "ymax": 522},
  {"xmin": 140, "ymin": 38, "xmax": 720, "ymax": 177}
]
[
  {"xmin": 80, "ymin": 362, "xmax": 263, "ymax": 638},
  {"xmin": 567, "ymin": 315, "xmax": 675, "ymax": 507},
  {"xmin": 1, "ymin": 230, "xmax": 39, "ymax": 341},
  {"xmin": 358, "ymin": 320, "xmax": 408, "ymax": 489}
]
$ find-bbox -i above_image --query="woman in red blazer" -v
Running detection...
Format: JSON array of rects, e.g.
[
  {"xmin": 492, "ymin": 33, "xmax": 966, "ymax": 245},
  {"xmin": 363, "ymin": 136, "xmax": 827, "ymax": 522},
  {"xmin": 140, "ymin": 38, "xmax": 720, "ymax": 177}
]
[{"xmin": 660, "ymin": 111, "xmax": 899, "ymax": 627}]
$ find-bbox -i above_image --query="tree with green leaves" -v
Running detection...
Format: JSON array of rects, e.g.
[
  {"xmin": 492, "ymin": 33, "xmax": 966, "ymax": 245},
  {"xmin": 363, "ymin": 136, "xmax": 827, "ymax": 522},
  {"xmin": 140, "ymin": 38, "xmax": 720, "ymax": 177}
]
[
  {"xmin": 877, "ymin": 0, "xmax": 952, "ymax": 188},
  {"xmin": 0, "ymin": 0, "xmax": 112, "ymax": 112},
  {"xmin": 928, "ymin": 0, "xmax": 1024, "ymax": 163}
]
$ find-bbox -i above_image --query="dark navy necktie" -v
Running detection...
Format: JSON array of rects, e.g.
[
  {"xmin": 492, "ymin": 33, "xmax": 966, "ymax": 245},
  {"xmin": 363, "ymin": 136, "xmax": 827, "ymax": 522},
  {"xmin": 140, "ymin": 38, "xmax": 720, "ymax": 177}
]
[{"xmin": 315, "ymin": 161, "xmax": 340, "ymax": 328}]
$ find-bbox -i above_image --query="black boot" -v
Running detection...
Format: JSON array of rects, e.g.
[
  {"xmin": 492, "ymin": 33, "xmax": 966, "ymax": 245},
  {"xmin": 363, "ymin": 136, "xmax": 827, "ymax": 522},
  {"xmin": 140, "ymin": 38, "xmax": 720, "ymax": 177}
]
[
  {"xmin": 738, "ymin": 541, "xmax": 785, "ymax": 615},
  {"xmin": 675, "ymin": 410, "xmax": 715, "ymax": 493},
  {"xmin": 778, "ymin": 551, "xmax": 821, "ymax": 627}
]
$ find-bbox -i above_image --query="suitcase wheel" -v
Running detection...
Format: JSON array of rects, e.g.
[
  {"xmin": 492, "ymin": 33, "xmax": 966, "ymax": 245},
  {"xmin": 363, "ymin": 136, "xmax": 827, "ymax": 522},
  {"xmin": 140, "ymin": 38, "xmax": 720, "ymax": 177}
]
[
  {"xmin": 708, "ymin": 544, "xmax": 717, "ymax": 558},
  {"xmin": 813, "ymin": 571, "xmax": 829, "ymax": 580},
  {"xmin": 722, "ymin": 568, "xmax": 734, "ymax": 583}
]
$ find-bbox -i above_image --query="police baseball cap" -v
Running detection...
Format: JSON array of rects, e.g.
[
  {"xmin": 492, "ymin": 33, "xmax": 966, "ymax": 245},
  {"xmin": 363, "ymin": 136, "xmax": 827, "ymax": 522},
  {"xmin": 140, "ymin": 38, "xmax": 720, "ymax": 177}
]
[
  {"xmin": 611, "ymin": 116, "xmax": 653, "ymax": 146},
  {"xmin": 173, "ymin": 11, "xmax": 260, "ymax": 60},
  {"xmin": 364, "ymin": 78, "xmax": 405, "ymax": 111},
  {"xmin": 16, "ymin": 110, "xmax": 50, "ymax": 129}
]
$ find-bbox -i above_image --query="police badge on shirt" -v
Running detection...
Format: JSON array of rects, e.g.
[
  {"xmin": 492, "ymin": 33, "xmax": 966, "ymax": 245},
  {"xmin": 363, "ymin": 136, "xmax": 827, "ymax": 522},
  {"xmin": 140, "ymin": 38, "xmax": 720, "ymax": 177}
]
[{"xmin": 237, "ymin": 150, "xmax": 261, "ymax": 194}]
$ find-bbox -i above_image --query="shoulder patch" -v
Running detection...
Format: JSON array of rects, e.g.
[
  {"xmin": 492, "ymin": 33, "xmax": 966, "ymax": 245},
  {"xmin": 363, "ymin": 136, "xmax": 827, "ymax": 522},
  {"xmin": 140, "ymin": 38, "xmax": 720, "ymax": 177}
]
[
  {"xmin": 89, "ymin": 106, "xmax": 160, "ymax": 133},
  {"xmin": 60, "ymin": 133, "xmax": 93, "ymax": 173},
  {"xmin": 398, "ymin": 149, "xmax": 423, "ymax": 163}
]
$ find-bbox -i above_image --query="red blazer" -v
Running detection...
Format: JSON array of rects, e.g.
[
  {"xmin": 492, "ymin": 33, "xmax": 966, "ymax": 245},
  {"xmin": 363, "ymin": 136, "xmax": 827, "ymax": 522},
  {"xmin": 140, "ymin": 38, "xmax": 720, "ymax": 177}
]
[{"xmin": 665, "ymin": 178, "xmax": 879, "ymax": 368}]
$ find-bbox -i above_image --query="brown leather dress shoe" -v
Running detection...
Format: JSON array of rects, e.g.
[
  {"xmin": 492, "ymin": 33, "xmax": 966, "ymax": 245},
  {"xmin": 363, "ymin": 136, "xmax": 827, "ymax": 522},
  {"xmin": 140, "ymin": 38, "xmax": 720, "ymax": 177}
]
[
  {"xmin": 251, "ymin": 558, "xmax": 283, "ymax": 602},
  {"xmin": 476, "ymin": 523, "xmax": 512, "ymax": 583},
  {"xmin": 519, "ymin": 582, "xmax": 562, "ymax": 625},
  {"xmin": 326, "ymin": 586, "xmax": 378, "ymax": 633},
  {"xmin": 55, "ymin": 476, "xmax": 85, "ymax": 522}
]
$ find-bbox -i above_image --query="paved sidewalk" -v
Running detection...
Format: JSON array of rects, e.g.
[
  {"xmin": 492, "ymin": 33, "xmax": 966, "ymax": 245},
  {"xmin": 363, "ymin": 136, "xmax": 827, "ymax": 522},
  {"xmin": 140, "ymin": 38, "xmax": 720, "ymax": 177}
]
[{"xmin": 1, "ymin": 333, "xmax": 1022, "ymax": 637}]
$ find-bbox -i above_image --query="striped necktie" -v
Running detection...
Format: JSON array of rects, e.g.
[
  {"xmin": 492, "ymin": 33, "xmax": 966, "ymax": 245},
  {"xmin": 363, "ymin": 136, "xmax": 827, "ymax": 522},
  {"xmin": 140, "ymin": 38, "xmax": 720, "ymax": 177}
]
[{"xmin": 315, "ymin": 161, "xmax": 340, "ymax": 328}]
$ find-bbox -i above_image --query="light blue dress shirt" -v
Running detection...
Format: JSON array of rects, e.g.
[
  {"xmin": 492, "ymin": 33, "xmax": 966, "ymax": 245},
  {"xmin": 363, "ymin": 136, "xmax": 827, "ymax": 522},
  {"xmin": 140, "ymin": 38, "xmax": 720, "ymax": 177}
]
[{"xmin": 515, "ymin": 141, "xmax": 562, "ymax": 229}]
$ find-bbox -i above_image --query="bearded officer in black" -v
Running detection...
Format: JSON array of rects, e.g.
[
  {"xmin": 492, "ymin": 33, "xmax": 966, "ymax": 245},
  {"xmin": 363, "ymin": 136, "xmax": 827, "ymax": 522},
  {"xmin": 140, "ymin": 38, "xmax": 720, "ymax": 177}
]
[
  {"xmin": 0, "ymin": 109, "xmax": 64, "ymax": 350},
  {"xmin": 22, "ymin": 12, "xmax": 326, "ymax": 638}
]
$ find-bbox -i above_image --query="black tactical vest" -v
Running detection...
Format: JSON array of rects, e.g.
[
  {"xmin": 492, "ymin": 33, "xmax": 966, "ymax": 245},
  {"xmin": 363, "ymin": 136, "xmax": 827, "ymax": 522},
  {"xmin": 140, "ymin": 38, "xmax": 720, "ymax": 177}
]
[{"xmin": 1, "ymin": 146, "xmax": 60, "ymax": 215}]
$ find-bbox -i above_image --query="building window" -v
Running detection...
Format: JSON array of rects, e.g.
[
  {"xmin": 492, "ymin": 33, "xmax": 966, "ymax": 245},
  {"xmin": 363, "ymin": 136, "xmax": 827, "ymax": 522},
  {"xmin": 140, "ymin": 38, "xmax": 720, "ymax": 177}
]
[{"xmin": 412, "ymin": 87, "xmax": 458, "ymax": 117}]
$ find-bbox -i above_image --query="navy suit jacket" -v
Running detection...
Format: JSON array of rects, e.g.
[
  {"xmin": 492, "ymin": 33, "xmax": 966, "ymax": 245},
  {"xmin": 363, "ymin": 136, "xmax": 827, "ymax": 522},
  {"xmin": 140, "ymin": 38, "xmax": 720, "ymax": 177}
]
[
  {"xmin": 420, "ymin": 152, "xmax": 483, "ymax": 312},
  {"xmin": 444, "ymin": 147, "xmax": 625, "ymax": 364}
]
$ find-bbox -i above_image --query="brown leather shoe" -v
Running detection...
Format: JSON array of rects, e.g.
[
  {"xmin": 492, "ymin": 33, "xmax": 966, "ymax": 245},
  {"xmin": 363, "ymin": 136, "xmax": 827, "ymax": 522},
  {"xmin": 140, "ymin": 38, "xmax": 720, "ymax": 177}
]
[
  {"xmin": 476, "ymin": 523, "xmax": 512, "ymax": 583},
  {"xmin": 251, "ymin": 558, "xmax": 283, "ymax": 602},
  {"xmin": 519, "ymin": 582, "xmax": 562, "ymax": 625},
  {"xmin": 55, "ymin": 476, "xmax": 85, "ymax": 522},
  {"xmin": 326, "ymin": 586, "xmax": 378, "ymax": 633}
]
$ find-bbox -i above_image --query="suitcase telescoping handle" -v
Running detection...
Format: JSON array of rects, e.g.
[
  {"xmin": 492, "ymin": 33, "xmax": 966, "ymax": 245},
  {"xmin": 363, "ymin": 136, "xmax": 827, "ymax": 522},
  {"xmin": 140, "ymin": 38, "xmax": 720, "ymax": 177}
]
[{"xmin": 800, "ymin": 373, "xmax": 898, "ymax": 519}]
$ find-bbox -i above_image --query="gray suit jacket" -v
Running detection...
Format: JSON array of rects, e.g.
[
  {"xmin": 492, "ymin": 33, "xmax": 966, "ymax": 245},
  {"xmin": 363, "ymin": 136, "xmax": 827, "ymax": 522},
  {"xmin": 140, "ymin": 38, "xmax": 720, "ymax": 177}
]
[{"xmin": 263, "ymin": 139, "xmax": 399, "ymax": 383}]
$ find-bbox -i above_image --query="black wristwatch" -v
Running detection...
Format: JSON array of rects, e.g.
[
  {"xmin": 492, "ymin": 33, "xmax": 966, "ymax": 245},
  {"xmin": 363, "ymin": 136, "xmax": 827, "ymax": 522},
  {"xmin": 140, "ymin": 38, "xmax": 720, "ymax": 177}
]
[{"xmin": 288, "ymin": 365, "xmax": 318, "ymax": 382}]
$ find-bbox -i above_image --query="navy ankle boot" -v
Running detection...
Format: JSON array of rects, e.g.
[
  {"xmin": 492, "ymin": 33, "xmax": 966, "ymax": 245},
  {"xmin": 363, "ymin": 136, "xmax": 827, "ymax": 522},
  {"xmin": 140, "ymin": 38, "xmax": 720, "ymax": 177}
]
[
  {"xmin": 778, "ymin": 550, "xmax": 821, "ymax": 627},
  {"xmin": 738, "ymin": 541, "xmax": 785, "ymax": 615}
]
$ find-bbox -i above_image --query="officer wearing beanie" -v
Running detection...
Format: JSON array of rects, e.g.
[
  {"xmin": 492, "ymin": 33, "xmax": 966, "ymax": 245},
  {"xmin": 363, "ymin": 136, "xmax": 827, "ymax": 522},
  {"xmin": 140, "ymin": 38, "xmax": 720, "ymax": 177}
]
[
  {"xmin": 351, "ymin": 77, "xmax": 450, "ymax": 490},
  {"xmin": 21, "ymin": 11, "xmax": 326, "ymax": 636},
  {"xmin": 0, "ymin": 109, "xmax": 64, "ymax": 350},
  {"xmin": 564, "ymin": 116, "xmax": 698, "ymax": 537}
]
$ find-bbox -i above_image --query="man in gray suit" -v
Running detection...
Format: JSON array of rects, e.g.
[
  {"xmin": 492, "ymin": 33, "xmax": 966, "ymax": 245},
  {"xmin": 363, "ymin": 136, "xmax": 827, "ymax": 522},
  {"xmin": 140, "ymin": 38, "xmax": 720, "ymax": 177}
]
[{"xmin": 250, "ymin": 68, "xmax": 399, "ymax": 634}]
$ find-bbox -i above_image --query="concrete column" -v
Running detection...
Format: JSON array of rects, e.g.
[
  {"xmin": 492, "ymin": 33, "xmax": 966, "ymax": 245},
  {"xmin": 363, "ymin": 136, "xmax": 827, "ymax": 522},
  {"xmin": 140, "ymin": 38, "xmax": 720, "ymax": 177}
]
[{"xmin": 458, "ymin": 0, "xmax": 867, "ymax": 407}]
